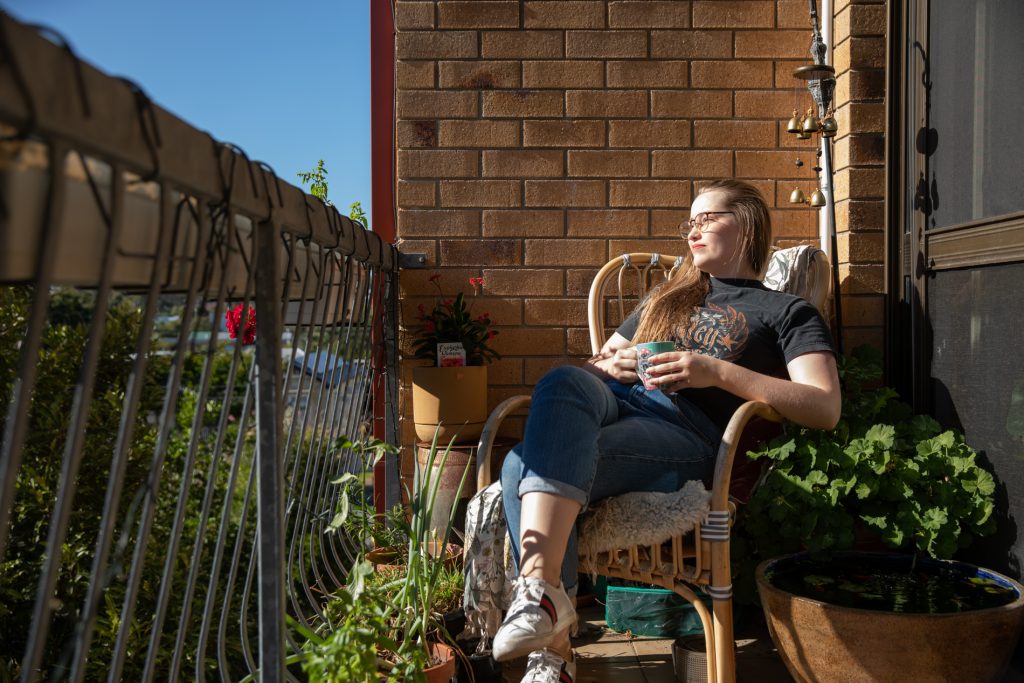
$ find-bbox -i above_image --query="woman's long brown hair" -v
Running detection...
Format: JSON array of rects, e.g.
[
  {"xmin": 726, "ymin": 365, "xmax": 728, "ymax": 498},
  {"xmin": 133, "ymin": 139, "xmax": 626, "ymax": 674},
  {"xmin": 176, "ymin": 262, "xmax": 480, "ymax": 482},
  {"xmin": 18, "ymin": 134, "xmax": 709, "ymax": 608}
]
[{"xmin": 631, "ymin": 179, "xmax": 772, "ymax": 344}]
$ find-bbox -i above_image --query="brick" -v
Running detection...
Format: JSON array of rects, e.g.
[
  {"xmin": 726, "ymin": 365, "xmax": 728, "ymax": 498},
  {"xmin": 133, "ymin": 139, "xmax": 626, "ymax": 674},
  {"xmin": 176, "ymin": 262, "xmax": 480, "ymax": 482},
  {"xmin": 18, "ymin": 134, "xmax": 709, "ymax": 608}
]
[
  {"xmin": 841, "ymin": 328, "xmax": 884, "ymax": 354},
  {"xmin": 398, "ymin": 180, "xmax": 436, "ymax": 207},
  {"xmin": 840, "ymin": 294, "xmax": 884, "ymax": 327},
  {"xmin": 838, "ymin": 263, "xmax": 884, "ymax": 295},
  {"xmin": 610, "ymin": 180, "xmax": 690, "ymax": 207},
  {"xmin": 652, "ymin": 150, "xmax": 733, "ymax": 178},
  {"xmin": 398, "ymin": 120, "xmax": 439, "ymax": 148},
  {"xmin": 777, "ymin": 0, "xmax": 811, "ymax": 29},
  {"xmin": 400, "ymin": 267, "xmax": 478, "ymax": 296},
  {"xmin": 396, "ymin": 238, "xmax": 438, "ymax": 266},
  {"xmin": 835, "ymin": 229, "xmax": 884, "ymax": 262},
  {"xmin": 836, "ymin": 101, "xmax": 885, "ymax": 135},
  {"xmin": 398, "ymin": 150, "xmax": 478, "ymax": 179},
  {"xmin": 650, "ymin": 30, "xmax": 732, "ymax": 59},
  {"xmin": 485, "ymin": 357, "xmax": 525, "ymax": 385},
  {"xmin": 481, "ymin": 31, "xmax": 564, "ymax": 58},
  {"xmin": 526, "ymin": 357, "xmax": 572, "ymax": 383},
  {"xmin": 567, "ymin": 209, "xmax": 648, "ymax": 237},
  {"xmin": 567, "ymin": 90, "xmax": 647, "ymax": 118},
  {"xmin": 524, "ymin": 120, "xmax": 605, "ymax": 148},
  {"xmin": 472, "ymin": 297, "xmax": 524, "ymax": 326},
  {"xmin": 774, "ymin": 59, "xmax": 812, "ymax": 89},
  {"xmin": 525, "ymin": 298, "xmax": 589, "ymax": 326},
  {"xmin": 566, "ymin": 268, "xmax": 600, "ymax": 295},
  {"xmin": 735, "ymin": 30, "xmax": 813, "ymax": 59},
  {"xmin": 438, "ymin": 2, "xmax": 519, "ymax": 29},
  {"xmin": 482, "ymin": 90, "xmax": 565, "ymax": 117},
  {"xmin": 491, "ymin": 327, "xmax": 566, "ymax": 355},
  {"xmin": 607, "ymin": 60, "xmax": 688, "ymax": 88},
  {"xmin": 609, "ymin": 120, "xmax": 690, "ymax": 148},
  {"xmin": 735, "ymin": 151, "xmax": 818, "ymax": 178},
  {"xmin": 397, "ymin": 31, "xmax": 478, "ymax": 59},
  {"xmin": 524, "ymin": 1, "xmax": 605, "ymax": 29},
  {"xmin": 834, "ymin": 36, "xmax": 886, "ymax": 73},
  {"xmin": 395, "ymin": 2, "xmax": 435, "ymax": 30},
  {"xmin": 398, "ymin": 209, "xmax": 481, "ymax": 237},
  {"xmin": 841, "ymin": 199, "xmax": 885, "ymax": 232},
  {"xmin": 397, "ymin": 91, "xmax": 478, "ymax": 118},
  {"xmin": 651, "ymin": 90, "xmax": 732, "ymax": 118},
  {"xmin": 440, "ymin": 180, "xmax": 522, "ymax": 207},
  {"xmin": 567, "ymin": 328, "xmax": 594, "ymax": 355},
  {"xmin": 439, "ymin": 61, "xmax": 521, "ymax": 89},
  {"xmin": 609, "ymin": 2, "xmax": 691, "ymax": 28},
  {"xmin": 565, "ymin": 30, "xmax": 646, "ymax": 59},
  {"xmin": 608, "ymin": 238, "xmax": 689, "ymax": 256},
  {"xmin": 835, "ymin": 69, "xmax": 885, "ymax": 104},
  {"xmin": 483, "ymin": 210, "xmax": 565, "ymax": 236},
  {"xmin": 836, "ymin": 167, "xmax": 885, "ymax": 201},
  {"xmin": 484, "ymin": 268, "xmax": 564, "ymax": 295},
  {"xmin": 397, "ymin": 60, "xmax": 435, "ymax": 89},
  {"xmin": 523, "ymin": 60, "xmax": 604, "ymax": 88},
  {"xmin": 735, "ymin": 90, "xmax": 806, "ymax": 118},
  {"xmin": 691, "ymin": 60, "xmax": 773, "ymax": 88},
  {"xmin": 650, "ymin": 209, "xmax": 688, "ymax": 236},
  {"xmin": 568, "ymin": 150, "xmax": 648, "ymax": 177},
  {"xmin": 482, "ymin": 150, "xmax": 564, "ymax": 177},
  {"xmin": 835, "ymin": 4, "xmax": 887, "ymax": 41},
  {"xmin": 847, "ymin": 134, "xmax": 885, "ymax": 166},
  {"xmin": 694, "ymin": 120, "xmax": 776, "ymax": 149},
  {"xmin": 440, "ymin": 239, "xmax": 520, "ymax": 266},
  {"xmin": 692, "ymin": 1, "xmax": 773, "ymax": 28},
  {"xmin": 524, "ymin": 180, "xmax": 606, "ymax": 207},
  {"xmin": 438, "ymin": 120, "xmax": 520, "ymax": 148},
  {"xmin": 525, "ymin": 239, "xmax": 607, "ymax": 266},
  {"xmin": 770, "ymin": 209, "xmax": 818, "ymax": 238}
]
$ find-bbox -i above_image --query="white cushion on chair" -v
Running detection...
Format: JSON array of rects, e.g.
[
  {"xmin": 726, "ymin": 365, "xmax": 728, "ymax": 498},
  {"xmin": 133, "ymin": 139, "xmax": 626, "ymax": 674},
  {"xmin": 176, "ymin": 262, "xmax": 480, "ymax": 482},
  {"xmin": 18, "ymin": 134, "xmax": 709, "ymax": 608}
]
[{"xmin": 577, "ymin": 480, "xmax": 711, "ymax": 556}]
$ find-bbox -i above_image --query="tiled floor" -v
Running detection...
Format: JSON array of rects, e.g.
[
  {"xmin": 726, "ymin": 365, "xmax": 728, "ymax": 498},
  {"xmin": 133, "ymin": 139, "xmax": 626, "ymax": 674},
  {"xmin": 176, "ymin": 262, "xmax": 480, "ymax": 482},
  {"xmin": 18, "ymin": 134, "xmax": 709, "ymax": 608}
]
[{"xmin": 501, "ymin": 603, "xmax": 793, "ymax": 683}]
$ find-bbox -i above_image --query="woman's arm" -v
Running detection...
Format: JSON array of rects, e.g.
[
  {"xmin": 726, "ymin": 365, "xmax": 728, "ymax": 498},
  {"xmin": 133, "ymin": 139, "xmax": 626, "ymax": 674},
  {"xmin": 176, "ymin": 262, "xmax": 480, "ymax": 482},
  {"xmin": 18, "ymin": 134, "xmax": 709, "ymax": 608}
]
[
  {"xmin": 647, "ymin": 350, "xmax": 841, "ymax": 430},
  {"xmin": 588, "ymin": 332, "xmax": 639, "ymax": 383}
]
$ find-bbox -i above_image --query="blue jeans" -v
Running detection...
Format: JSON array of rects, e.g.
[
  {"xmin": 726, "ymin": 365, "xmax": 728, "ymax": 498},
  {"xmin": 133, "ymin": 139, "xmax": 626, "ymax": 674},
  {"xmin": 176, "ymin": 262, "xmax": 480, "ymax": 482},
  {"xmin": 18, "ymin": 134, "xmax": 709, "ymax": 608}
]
[{"xmin": 500, "ymin": 365, "xmax": 721, "ymax": 591}]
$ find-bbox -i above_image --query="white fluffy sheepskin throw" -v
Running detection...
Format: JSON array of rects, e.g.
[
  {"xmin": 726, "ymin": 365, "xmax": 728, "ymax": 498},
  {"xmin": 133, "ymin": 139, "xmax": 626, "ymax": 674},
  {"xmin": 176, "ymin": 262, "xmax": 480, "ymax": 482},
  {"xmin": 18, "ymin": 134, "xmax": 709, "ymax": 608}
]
[{"xmin": 577, "ymin": 480, "xmax": 711, "ymax": 557}]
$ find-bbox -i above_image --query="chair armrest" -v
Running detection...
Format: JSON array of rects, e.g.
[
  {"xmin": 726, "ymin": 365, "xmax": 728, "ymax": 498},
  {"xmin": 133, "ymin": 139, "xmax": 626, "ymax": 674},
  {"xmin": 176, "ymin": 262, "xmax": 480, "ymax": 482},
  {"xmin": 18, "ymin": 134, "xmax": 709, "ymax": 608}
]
[
  {"xmin": 476, "ymin": 395, "xmax": 532, "ymax": 492},
  {"xmin": 709, "ymin": 400, "xmax": 783, "ymax": 511}
]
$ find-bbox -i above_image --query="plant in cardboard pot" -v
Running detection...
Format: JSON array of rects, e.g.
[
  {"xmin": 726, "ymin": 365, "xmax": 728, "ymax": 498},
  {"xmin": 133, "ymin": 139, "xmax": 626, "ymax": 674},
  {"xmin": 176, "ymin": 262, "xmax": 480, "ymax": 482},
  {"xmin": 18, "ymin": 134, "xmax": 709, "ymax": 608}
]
[
  {"xmin": 307, "ymin": 434, "xmax": 473, "ymax": 682},
  {"xmin": 410, "ymin": 274, "xmax": 499, "ymax": 444},
  {"xmin": 737, "ymin": 346, "xmax": 1024, "ymax": 683}
]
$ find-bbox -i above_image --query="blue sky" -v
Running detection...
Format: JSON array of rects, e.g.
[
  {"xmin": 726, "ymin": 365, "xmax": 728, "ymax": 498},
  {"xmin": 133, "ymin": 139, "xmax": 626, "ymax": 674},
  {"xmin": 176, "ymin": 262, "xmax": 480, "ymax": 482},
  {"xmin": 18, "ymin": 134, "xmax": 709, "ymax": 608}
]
[{"xmin": 2, "ymin": 0, "xmax": 373, "ymax": 222}]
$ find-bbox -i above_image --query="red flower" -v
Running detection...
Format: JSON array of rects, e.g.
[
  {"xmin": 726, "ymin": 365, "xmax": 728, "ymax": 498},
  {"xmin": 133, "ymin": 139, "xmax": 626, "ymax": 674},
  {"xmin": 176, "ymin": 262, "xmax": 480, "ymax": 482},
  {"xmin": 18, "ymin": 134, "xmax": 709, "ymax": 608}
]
[
  {"xmin": 428, "ymin": 273, "xmax": 442, "ymax": 282},
  {"xmin": 468, "ymin": 276, "xmax": 484, "ymax": 287},
  {"xmin": 225, "ymin": 303, "xmax": 256, "ymax": 345},
  {"xmin": 422, "ymin": 321, "xmax": 435, "ymax": 333}
]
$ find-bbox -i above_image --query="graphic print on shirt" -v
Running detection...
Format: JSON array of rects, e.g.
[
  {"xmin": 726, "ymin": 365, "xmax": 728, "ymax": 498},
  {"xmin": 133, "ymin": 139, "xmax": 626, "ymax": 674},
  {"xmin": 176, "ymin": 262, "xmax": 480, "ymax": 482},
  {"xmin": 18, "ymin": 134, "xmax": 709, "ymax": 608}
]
[{"xmin": 675, "ymin": 303, "xmax": 749, "ymax": 360}]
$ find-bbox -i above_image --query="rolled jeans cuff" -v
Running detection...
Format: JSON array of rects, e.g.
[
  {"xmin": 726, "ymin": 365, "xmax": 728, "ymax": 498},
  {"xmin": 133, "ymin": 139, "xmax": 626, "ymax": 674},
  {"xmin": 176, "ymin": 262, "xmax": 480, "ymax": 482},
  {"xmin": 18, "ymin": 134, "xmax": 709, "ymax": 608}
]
[{"xmin": 518, "ymin": 475, "xmax": 589, "ymax": 509}]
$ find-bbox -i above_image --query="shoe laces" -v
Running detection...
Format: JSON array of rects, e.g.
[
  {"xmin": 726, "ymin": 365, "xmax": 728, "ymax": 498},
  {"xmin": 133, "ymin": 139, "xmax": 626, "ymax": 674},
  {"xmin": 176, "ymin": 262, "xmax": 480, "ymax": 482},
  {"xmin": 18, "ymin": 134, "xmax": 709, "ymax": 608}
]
[{"xmin": 523, "ymin": 649, "xmax": 572, "ymax": 683}]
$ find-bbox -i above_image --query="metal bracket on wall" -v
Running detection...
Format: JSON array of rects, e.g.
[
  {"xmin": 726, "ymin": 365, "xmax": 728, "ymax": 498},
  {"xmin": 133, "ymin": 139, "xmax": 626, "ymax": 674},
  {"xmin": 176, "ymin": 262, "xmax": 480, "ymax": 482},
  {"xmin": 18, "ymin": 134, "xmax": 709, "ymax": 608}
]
[{"xmin": 398, "ymin": 252, "xmax": 428, "ymax": 269}]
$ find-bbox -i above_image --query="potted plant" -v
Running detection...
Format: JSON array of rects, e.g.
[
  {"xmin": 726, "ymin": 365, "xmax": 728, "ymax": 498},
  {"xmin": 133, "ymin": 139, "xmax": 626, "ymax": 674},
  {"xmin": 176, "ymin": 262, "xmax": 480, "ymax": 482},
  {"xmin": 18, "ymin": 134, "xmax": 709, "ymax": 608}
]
[
  {"xmin": 305, "ymin": 433, "xmax": 474, "ymax": 681},
  {"xmin": 739, "ymin": 346, "xmax": 1024, "ymax": 682},
  {"xmin": 409, "ymin": 274, "xmax": 500, "ymax": 444}
]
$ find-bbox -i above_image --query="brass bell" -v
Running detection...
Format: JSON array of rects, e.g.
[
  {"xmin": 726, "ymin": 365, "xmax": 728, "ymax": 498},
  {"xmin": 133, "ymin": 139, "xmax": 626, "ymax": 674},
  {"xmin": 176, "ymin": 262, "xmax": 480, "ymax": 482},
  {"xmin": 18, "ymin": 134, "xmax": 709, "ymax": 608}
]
[
  {"xmin": 786, "ymin": 110, "xmax": 802, "ymax": 134},
  {"xmin": 789, "ymin": 187, "xmax": 806, "ymax": 204},
  {"xmin": 820, "ymin": 115, "xmax": 839, "ymax": 138},
  {"xmin": 801, "ymin": 109, "xmax": 819, "ymax": 134},
  {"xmin": 809, "ymin": 188, "xmax": 827, "ymax": 207}
]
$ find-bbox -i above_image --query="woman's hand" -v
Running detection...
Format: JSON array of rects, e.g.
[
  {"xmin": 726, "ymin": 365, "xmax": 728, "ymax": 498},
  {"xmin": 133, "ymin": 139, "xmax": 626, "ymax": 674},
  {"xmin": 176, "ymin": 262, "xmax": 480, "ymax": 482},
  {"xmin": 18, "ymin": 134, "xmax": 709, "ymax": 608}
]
[
  {"xmin": 645, "ymin": 351, "xmax": 722, "ymax": 391},
  {"xmin": 590, "ymin": 347, "xmax": 639, "ymax": 384}
]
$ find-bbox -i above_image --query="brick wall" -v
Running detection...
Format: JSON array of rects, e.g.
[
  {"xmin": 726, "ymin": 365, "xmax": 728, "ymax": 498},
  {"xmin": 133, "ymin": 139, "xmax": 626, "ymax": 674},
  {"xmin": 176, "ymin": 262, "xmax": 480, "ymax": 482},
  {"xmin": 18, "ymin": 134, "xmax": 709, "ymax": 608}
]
[
  {"xmin": 831, "ymin": 0, "xmax": 886, "ymax": 352},
  {"xmin": 395, "ymin": 0, "xmax": 866, "ymax": 449}
]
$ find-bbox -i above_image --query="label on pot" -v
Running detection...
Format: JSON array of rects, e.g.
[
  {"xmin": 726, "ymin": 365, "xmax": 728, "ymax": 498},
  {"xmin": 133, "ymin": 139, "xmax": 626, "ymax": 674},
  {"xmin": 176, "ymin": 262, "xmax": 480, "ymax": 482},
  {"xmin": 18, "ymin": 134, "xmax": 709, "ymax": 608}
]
[{"xmin": 437, "ymin": 342, "xmax": 466, "ymax": 367}]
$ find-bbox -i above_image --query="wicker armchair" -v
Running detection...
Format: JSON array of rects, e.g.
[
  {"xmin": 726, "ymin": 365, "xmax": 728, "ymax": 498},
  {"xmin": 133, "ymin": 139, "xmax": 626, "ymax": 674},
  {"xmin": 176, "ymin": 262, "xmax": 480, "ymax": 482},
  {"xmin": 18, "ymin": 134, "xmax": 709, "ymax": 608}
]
[{"xmin": 473, "ymin": 246, "xmax": 831, "ymax": 683}]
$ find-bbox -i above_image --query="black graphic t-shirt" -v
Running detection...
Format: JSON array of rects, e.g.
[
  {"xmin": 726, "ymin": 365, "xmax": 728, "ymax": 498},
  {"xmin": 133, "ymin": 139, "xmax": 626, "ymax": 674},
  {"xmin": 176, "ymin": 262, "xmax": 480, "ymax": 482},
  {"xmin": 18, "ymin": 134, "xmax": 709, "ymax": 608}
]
[{"xmin": 616, "ymin": 277, "xmax": 835, "ymax": 430}]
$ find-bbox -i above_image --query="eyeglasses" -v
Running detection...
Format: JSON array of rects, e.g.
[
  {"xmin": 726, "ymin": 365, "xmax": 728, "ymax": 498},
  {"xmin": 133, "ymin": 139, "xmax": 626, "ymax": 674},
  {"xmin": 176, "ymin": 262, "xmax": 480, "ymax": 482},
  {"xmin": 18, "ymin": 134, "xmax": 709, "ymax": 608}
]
[{"xmin": 683, "ymin": 211, "xmax": 733, "ymax": 236}]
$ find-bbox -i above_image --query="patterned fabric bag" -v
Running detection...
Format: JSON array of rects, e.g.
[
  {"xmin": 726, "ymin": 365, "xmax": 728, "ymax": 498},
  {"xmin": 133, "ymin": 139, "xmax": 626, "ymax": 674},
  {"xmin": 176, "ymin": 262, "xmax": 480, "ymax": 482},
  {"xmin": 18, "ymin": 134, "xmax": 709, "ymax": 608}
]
[{"xmin": 462, "ymin": 481, "xmax": 515, "ymax": 653}]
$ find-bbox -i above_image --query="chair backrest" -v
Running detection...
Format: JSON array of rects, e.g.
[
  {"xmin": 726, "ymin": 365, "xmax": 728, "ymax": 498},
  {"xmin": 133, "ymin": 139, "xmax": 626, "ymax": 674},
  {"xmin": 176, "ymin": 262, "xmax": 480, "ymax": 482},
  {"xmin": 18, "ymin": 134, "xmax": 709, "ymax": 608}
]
[{"xmin": 587, "ymin": 245, "xmax": 832, "ymax": 353}]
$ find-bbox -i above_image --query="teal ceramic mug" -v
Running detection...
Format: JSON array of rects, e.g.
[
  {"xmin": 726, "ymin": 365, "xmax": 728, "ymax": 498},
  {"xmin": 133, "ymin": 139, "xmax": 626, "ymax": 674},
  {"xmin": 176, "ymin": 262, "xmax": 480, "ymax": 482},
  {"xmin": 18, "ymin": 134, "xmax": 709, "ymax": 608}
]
[{"xmin": 634, "ymin": 341, "xmax": 676, "ymax": 390}]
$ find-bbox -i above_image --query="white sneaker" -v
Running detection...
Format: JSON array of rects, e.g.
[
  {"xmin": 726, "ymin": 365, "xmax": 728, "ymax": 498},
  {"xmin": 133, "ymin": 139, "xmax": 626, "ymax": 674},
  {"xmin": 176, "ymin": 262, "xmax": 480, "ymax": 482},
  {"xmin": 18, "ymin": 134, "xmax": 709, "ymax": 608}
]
[
  {"xmin": 492, "ymin": 576, "xmax": 576, "ymax": 662},
  {"xmin": 521, "ymin": 648, "xmax": 576, "ymax": 683}
]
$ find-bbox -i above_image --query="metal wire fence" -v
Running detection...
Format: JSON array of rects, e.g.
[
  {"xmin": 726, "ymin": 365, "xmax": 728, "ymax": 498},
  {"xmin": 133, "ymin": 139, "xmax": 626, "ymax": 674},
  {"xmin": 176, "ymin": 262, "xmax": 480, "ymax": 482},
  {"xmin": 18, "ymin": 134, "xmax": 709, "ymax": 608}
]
[{"xmin": 0, "ymin": 14, "xmax": 400, "ymax": 682}]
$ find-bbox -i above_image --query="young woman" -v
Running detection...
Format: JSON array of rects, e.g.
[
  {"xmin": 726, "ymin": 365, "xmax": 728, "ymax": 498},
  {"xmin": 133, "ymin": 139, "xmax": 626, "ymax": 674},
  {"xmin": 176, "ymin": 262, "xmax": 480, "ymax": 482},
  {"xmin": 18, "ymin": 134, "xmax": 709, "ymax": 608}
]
[{"xmin": 492, "ymin": 180, "xmax": 841, "ymax": 683}]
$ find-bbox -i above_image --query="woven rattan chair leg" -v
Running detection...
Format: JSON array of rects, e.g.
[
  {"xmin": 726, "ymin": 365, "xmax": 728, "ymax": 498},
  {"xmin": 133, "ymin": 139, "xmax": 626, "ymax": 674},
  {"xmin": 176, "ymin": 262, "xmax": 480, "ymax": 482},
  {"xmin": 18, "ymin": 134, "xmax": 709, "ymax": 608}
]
[{"xmin": 712, "ymin": 597, "xmax": 735, "ymax": 683}]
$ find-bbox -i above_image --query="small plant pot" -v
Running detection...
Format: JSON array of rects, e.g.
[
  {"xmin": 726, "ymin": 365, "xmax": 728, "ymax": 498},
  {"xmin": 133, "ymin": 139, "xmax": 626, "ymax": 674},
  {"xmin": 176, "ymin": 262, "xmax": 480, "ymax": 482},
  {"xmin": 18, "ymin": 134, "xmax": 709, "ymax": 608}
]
[
  {"xmin": 442, "ymin": 608, "xmax": 466, "ymax": 641},
  {"xmin": 672, "ymin": 635, "xmax": 709, "ymax": 683},
  {"xmin": 424, "ymin": 642, "xmax": 457, "ymax": 683},
  {"xmin": 366, "ymin": 542, "xmax": 463, "ymax": 572}
]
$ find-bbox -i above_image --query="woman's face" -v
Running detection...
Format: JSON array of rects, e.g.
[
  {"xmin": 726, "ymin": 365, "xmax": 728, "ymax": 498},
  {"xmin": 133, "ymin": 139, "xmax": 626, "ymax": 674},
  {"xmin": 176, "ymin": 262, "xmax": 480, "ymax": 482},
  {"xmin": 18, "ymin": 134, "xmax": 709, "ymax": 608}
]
[{"xmin": 685, "ymin": 190, "xmax": 756, "ymax": 279}]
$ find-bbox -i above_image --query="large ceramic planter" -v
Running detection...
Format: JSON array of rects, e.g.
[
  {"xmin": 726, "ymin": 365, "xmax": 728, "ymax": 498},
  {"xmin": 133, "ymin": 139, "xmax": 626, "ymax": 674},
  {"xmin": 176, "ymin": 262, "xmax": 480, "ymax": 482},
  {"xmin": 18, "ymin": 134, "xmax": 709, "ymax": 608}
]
[
  {"xmin": 411, "ymin": 366, "xmax": 487, "ymax": 444},
  {"xmin": 756, "ymin": 552, "xmax": 1024, "ymax": 683}
]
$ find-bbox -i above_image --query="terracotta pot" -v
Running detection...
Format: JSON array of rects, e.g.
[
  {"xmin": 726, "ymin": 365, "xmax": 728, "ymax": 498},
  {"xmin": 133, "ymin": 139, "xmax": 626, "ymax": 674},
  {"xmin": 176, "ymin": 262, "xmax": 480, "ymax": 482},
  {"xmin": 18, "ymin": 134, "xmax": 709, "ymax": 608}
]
[
  {"xmin": 423, "ymin": 642, "xmax": 457, "ymax": 683},
  {"xmin": 756, "ymin": 552, "xmax": 1024, "ymax": 683},
  {"xmin": 365, "ymin": 541, "xmax": 463, "ymax": 572},
  {"xmin": 411, "ymin": 366, "xmax": 488, "ymax": 444}
]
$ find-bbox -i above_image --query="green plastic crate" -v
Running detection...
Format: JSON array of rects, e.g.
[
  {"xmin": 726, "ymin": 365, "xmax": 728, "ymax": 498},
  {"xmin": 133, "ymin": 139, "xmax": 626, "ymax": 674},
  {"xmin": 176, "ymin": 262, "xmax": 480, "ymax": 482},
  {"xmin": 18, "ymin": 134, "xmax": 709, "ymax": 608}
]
[{"xmin": 604, "ymin": 583, "xmax": 712, "ymax": 638}]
